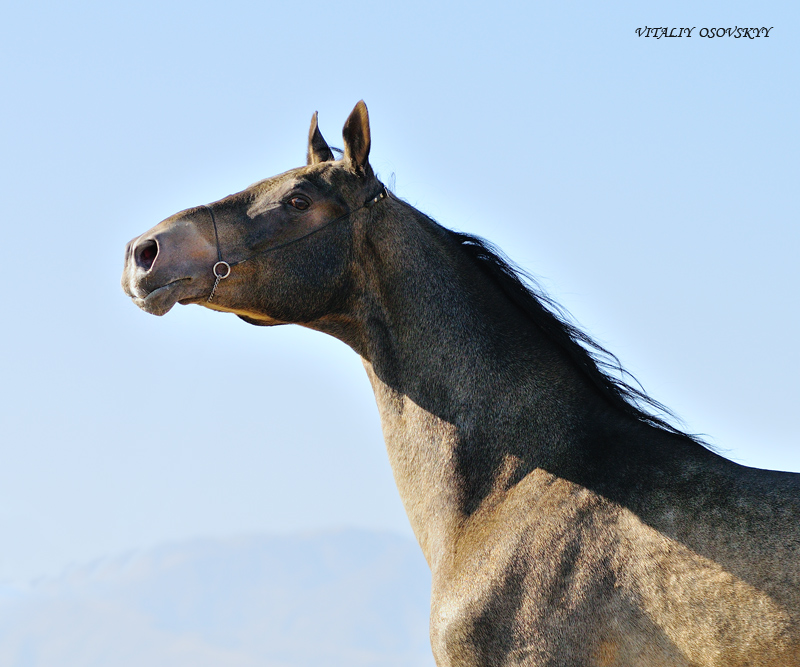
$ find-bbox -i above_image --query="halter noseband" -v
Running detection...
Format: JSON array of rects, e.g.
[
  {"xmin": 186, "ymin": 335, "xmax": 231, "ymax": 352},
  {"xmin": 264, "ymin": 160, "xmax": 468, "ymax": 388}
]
[{"xmin": 203, "ymin": 184, "xmax": 388, "ymax": 302}]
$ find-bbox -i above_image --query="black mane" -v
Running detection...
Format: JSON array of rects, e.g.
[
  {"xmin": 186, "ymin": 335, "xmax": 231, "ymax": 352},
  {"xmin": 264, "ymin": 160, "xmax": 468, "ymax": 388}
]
[{"xmin": 450, "ymin": 231, "xmax": 704, "ymax": 445}]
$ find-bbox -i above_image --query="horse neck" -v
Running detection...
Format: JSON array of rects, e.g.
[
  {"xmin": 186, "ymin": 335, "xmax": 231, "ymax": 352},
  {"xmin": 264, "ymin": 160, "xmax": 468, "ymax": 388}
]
[{"xmin": 338, "ymin": 201, "xmax": 607, "ymax": 568}]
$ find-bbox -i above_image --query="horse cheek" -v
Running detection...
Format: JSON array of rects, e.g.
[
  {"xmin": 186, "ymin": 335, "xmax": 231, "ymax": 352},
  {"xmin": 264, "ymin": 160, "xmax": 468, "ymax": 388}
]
[{"xmin": 260, "ymin": 237, "xmax": 353, "ymax": 323}]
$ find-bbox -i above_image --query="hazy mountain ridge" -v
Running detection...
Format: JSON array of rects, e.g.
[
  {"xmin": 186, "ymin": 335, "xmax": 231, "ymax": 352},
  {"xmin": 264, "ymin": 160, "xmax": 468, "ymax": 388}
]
[{"xmin": 0, "ymin": 530, "xmax": 434, "ymax": 667}]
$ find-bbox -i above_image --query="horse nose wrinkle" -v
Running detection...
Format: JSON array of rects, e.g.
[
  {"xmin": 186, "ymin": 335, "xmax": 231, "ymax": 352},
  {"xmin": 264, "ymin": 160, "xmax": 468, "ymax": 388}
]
[{"xmin": 135, "ymin": 238, "xmax": 159, "ymax": 272}]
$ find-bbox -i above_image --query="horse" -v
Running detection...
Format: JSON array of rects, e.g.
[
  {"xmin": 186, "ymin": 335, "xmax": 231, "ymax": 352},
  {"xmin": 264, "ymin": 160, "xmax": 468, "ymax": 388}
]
[{"xmin": 122, "ymin": 101, "xmax": 800, "ymax": 666}]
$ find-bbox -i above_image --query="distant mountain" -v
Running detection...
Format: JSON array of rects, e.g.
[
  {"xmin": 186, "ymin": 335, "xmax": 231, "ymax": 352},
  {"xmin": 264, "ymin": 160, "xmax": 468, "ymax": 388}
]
[{"xmin": 0, "ymin": 530, "xmax": 435, "ymax": 667}]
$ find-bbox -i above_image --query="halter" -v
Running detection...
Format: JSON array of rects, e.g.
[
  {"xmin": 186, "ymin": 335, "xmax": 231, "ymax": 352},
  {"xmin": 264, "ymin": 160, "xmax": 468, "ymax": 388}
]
[{"xmin": 203, "ymin": 184, "xmax": 388, "ymax": 302}]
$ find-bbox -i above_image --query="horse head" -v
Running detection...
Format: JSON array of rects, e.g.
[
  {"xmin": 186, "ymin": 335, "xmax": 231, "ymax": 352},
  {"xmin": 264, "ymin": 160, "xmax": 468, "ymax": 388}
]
[{"xmin": 121, "ymin": 101, "xmax": 381, "ymax": 328}]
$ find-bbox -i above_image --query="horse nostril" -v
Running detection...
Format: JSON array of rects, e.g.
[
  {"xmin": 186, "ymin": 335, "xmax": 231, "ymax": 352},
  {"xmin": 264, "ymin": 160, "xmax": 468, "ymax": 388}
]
[{"xmin": 136, "ymin": 239, "xmax": 158, "ymax": 271}]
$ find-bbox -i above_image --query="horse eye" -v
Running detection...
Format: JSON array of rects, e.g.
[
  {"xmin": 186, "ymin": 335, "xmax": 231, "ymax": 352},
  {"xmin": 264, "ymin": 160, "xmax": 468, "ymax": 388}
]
[{"xmin": 289, "ymin": 196, "xmax": 310, "ymax": 211}]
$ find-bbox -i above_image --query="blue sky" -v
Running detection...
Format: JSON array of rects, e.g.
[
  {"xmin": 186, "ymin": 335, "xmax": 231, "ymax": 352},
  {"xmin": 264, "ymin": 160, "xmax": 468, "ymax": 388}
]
[{"xmin": 1, "ymin": 0, "xmax": 797, "ymax": 583}]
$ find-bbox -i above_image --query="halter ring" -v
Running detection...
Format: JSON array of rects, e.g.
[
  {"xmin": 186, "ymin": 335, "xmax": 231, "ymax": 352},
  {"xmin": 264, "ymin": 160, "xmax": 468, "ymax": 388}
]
[{"xmin": 213, "ymin": 261, "xmax": 231, "ymax": 279}]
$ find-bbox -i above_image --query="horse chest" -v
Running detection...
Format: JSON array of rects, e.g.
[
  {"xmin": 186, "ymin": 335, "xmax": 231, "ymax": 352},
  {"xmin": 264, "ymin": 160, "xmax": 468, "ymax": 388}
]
[{"xmin": 426, "ymin": 484, "xmax": 628, "ymax": 666}]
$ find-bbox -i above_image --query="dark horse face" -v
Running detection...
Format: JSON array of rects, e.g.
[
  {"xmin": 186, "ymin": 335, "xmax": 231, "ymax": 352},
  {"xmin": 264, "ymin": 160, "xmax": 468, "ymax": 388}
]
[{"xmin": 122, "ymin": 101, "xmax": 378, "ymax": 327}]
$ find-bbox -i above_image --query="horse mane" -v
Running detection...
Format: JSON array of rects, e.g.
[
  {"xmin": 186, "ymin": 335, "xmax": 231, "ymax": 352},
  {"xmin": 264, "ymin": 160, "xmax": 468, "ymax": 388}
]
[{"xmin": 449, "ymin": 230, "xmax": 704, "ymax": 445}]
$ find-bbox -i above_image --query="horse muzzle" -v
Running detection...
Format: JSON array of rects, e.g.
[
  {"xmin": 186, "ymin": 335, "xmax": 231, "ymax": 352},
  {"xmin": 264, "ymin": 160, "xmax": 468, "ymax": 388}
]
[{"xmin": 122, "ymin": 217, "xmax": 218, "ymax": 315}]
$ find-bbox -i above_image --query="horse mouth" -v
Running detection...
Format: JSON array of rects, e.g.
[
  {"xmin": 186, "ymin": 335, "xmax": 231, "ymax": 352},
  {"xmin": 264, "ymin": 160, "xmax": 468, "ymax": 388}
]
[{"xmin": 133, "ymin": 278, "xmax": 193, "ymax": 316}]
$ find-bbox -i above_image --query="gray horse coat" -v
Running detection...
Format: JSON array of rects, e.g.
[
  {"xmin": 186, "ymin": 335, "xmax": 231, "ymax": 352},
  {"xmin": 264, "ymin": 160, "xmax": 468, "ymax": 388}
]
[{"xmin": 122, "ymin": 102, "xmax": 800, "ymax": 666}]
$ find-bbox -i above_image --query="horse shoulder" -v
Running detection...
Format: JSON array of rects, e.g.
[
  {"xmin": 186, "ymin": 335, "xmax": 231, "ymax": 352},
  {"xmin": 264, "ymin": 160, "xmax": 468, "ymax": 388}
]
[{"xmin": 429, "ymin": 465, "xmax": 800, "ymax": 666}]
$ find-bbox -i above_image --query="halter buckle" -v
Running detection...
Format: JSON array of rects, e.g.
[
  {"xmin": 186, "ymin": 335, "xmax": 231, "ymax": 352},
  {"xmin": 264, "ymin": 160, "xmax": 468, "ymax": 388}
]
[{"xmin": 365, "ymin": 187, "xmax": 388, "ymax": 208}]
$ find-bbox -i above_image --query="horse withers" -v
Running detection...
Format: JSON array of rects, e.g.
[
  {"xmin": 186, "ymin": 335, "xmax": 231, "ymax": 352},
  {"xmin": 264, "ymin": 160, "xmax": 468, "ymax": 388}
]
[{"xmin": 122, "ymin": 102, "xmax": 800, "ymax": 667}]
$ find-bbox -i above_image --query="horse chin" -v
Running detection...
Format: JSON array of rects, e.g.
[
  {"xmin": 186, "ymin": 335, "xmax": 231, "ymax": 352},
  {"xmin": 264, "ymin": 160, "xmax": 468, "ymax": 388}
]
[{"xmin": 133, "ymin": 279, "xmax": 197, "ymax": 316}]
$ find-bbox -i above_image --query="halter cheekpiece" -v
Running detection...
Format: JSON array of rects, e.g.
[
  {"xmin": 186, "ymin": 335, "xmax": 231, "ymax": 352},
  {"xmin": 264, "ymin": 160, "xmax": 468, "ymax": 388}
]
[{"xmin": 204, "ymin": 184, "xmax": 388, "ymax": 302}]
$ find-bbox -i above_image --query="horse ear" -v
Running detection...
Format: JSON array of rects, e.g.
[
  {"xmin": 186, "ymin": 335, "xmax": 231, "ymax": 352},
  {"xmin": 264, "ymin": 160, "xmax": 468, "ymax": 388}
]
[
  {"xmin": 307, "ymin": 111, "xmax": 334, "ymax": 165},
  {"xmin": 342, "ymin": 100, "xmax": 371, "ymax": 174}
]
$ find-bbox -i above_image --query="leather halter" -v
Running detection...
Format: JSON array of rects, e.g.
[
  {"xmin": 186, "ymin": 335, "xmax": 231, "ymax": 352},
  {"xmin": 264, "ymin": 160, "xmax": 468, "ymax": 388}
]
[{"xmin": 203, "ymin": 184, "xmax": 388, "ymax": 302}]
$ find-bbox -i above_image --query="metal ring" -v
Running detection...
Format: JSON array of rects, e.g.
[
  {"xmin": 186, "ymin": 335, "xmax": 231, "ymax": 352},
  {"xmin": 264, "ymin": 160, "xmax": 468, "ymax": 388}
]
[{"xmin": 213, "ymin": 261, "xmax": 231, "ymax": 279}]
